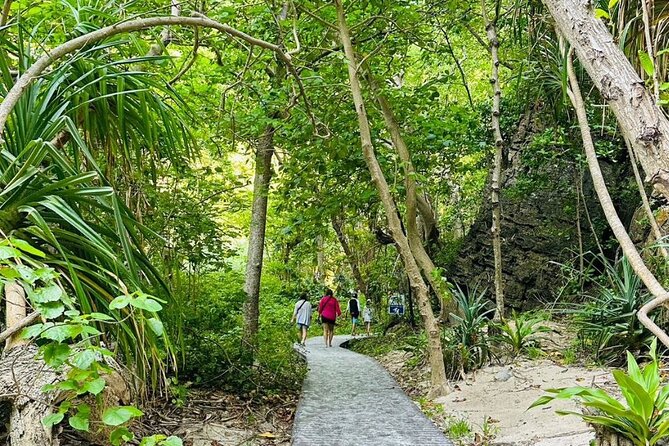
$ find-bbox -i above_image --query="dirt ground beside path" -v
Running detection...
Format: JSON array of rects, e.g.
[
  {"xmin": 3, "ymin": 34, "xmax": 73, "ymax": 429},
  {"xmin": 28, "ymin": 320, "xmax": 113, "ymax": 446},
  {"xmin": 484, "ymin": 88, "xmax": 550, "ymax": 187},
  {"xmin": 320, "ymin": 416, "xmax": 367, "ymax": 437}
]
[
  {"xmin": 434, "ymin": 359, "xmax": 613, "ymax": 445},
  {"xmin": 360, "ymin": 321, "xmax": 620, "ymax": 445}
]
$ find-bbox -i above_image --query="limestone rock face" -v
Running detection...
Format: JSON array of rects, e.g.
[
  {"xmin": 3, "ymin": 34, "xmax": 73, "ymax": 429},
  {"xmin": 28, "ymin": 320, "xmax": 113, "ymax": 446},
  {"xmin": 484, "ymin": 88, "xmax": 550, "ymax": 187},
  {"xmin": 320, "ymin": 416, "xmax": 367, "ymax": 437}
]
[{"xmin": 449, "ymin": 110, "xmax": 638, "ymax": 309}]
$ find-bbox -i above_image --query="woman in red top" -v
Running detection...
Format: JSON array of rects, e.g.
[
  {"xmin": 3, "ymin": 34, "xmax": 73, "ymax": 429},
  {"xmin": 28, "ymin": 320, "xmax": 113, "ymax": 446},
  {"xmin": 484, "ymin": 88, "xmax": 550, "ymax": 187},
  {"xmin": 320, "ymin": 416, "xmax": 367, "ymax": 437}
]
[{"xmin": 318, "ymin": 288, "xmax": 341, "ymax": 347}]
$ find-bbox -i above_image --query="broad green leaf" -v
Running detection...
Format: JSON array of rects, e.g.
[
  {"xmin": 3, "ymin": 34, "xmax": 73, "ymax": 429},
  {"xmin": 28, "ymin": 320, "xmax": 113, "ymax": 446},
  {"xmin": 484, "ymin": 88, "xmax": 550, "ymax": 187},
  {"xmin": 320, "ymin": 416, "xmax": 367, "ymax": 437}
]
[
  {"xmin": 0, "ymin": 246, "xmax": 21, "ymax": 260},
  {"xmin": 608, "ymin": 0, "xmax": 619, "ymax": 9},
  {"xmin": 15, "ymin": 265, "xmax": 36, "ymax": 282},
  {"xmin": 69, "ymin": 405, "xmax": 91, "ymax": 431},
  {"xmin": 110, "ymin": 427, "xmax": 134, "ymax": 446},
  {"xmin": 102, "ymin": 406, "xmax": 143, "ymax": 426},
  {"xmin": 161, "ymin": 437, "xmax": 183, "ymax": 446},
  {"xmin": 31, "ymin": 283, "xmax": 63, "ymax": 303},
  {"xmin": 42, "ymin": 412, "xmax": 64, "ymax": 428},
  {"xmin": 89, "ymin": 312, "xmax": 114, "ymax": 321},
  {"xmin": 41, "ymin": 342, "xmax": 71, "ymax": 368},
  {"xmin": 22, "ymin": 323, "xmax": 52, "ymax": 339},
  {"xmin": 71, "ymin": 349, "xmax": 97, "ymax": 370},
  {"xmin": 639, "ymin": 51, "xmax": 655, "ymax": 77},
  {"xmin": 147, "ymin": 318, "xmax": 164, "ymax": 336},
  {"xmin": 140, "ymin": 435, "xmax": 164, "ymax": 446},
  {"xmin": 83, "ymin": 377, "xmax": 106, "ymax": 395},
  {"xmin": 131, "ymin": 296, "xmax": 162, "ymax": 312},
  {"xmin": 10, "ymin": 238, "xmax": 45, "ymax": 257},
  {"xmin": 0, "ymin": 267, "xmax": 20, "ymax": 279},
  {"xmin": 42, "ymin": 324, "xmax": 82, "ymax": 342},
  {"xmin": 109, "ymin": 295, "xmax": 131, "ymax": 310},
  {"xmin": 36, "ymin": 301, "xmax": 65, "ymax": 319},
  {"xmin": 595, "ymin": 8, "xmax": 610, "ymax": 19}
]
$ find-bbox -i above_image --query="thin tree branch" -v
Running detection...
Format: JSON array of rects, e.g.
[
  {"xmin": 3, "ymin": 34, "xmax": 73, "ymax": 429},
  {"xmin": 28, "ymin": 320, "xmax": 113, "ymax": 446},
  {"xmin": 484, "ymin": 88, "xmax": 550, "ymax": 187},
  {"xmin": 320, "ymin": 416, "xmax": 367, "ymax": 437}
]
[
  {"xmin": 169, "ymin": 26, "xmax": 200, "ymax": 84},
  {"xmin": 0, "ymin": 312, "xmax": 40, "ymax": 345},
  {"xmin": 625, "ymin": 135, "xmax": 668, "ymax": 258},
  {"xmin": 0, "ymin": 0, "xmax": 11, "ymax": 27}
]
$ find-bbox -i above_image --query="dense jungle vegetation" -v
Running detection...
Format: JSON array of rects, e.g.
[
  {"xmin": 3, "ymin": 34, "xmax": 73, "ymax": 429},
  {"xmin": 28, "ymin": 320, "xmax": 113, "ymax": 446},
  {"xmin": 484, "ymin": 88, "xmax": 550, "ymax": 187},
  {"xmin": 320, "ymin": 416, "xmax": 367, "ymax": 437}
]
[{"xmin": 4, "ymin": 0, "xmax": 669, "ymax": 444}]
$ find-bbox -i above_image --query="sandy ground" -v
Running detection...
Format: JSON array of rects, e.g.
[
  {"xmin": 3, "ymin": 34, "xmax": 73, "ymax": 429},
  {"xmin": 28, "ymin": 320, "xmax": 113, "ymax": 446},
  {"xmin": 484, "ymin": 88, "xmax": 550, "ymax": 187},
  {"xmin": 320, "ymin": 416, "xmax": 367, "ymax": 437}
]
[{"xmin": 434, "ymin": 359, "xmax": 614, "ymax": 445}]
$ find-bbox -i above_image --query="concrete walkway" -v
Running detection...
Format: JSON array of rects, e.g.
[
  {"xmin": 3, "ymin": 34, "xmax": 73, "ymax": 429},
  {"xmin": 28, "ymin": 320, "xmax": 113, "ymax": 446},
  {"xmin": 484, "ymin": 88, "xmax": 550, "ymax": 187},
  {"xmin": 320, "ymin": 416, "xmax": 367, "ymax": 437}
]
[{"xmin": 292, "ymin": 335, "xmax": 452, "ymax": 446}]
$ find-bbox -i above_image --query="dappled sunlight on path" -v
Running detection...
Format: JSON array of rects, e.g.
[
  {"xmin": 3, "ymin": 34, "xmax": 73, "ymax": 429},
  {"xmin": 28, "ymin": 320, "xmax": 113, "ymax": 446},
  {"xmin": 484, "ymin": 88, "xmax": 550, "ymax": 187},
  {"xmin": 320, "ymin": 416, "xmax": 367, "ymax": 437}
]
[{"xmin": 292, "ymin": 335, "xmax": 452, "ymax": 446}]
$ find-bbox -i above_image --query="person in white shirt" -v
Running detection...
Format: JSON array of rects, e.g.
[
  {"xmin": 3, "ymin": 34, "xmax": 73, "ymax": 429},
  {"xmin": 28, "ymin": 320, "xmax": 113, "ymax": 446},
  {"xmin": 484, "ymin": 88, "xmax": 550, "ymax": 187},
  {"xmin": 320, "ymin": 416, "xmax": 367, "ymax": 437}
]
[
  {"xmin": 362, "ymin": 303, "xmax": 372, "ymax": 336},
  {"xmin": 290, "ymin": 293, "xmax": 312, "ymax": 345}
]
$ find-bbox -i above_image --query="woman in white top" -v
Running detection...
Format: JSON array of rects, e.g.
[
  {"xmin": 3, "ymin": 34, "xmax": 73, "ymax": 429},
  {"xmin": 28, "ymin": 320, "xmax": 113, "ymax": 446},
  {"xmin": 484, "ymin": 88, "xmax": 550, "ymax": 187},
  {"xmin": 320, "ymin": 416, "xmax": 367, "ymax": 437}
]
[
  {"xmin": 290, "ymin": 293, "xmax": 312, "ymax": 345},
  {"xmin": 363, "ymin": 303, "xmax": 372, "ymax": 336}
]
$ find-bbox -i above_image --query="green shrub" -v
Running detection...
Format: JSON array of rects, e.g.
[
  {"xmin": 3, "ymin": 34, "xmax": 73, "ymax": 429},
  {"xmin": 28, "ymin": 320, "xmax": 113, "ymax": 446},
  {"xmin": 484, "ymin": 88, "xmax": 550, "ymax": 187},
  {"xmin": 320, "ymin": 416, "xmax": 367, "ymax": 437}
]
[
  {"xmin": 169, "ymin": 270, "xmax": 306, "ymax": 394},
  {"xmin": 494, "ymin": 311, "xmax": 550, "ymax": 357},
  {"xmin": 531, "ymin": 340, "xmax": 669, "ymax": 446},
  {"xmin": 442, "ymin": 284, "xmax": 494, "ymax": 375},
  {"xmin": 572, "ymin": 256, "xmax": 657, "ymax": 363}
]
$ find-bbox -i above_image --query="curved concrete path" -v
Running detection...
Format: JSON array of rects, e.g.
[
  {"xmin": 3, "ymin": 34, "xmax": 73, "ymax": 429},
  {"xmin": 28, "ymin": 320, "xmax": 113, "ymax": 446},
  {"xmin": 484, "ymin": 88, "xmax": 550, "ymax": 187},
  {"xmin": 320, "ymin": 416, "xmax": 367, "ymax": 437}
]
[{"xmin": 292, "ymin": 335, "xmax": 452, "ymax": 446}]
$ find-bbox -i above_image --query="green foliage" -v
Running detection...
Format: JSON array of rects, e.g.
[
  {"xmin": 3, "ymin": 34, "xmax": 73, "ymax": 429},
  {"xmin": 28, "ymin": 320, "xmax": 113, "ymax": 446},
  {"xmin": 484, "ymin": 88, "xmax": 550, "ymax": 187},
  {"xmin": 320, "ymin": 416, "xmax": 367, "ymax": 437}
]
[
  {"xmin": 531, "ymin": 340, "xmax": 669, "ymax": 446},
  {"xmin": 572, "ymin": 256, "xmax": 656, "ymax": 363},
  {"xmin": 442, "ymin": 284, "xmax": 494, "ymax": 375},
  {"xmin": 171, "ymin": 270, "xmax": 305, "ymax": 394},
  {"xmin": 494, "ymin": 312, "xmax": 551, "ymax": 356},
  {"xmin": 0, "ymin": 238, "xmax": 180, "ymax": 444}
]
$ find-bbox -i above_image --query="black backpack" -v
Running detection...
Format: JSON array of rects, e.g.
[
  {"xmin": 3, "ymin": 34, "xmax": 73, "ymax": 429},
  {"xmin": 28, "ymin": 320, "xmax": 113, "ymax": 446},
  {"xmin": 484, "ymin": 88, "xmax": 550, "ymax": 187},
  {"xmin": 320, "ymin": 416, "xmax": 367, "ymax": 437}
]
[{"xmin": 349, "ymin": 298, "xmax": 359, "ymax": 317}]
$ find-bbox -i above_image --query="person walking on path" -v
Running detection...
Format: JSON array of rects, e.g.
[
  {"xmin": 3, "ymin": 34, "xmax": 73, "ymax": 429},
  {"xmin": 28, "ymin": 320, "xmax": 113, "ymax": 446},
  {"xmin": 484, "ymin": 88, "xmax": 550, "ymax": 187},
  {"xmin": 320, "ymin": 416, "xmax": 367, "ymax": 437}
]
[
  {"xmin": 362, "ymin": 302, "xmax": 372, "ymax": 336},
  {"xmin": 318, "ymin": 288, "xmax": 341, "ymax": 347},
  {"xmin": 290, "ymin": 293, "xmax": 312, "ymax": 346},
  {"xmin": 345, "ymin": 292, "xmax": 361, "ymax": 336}
]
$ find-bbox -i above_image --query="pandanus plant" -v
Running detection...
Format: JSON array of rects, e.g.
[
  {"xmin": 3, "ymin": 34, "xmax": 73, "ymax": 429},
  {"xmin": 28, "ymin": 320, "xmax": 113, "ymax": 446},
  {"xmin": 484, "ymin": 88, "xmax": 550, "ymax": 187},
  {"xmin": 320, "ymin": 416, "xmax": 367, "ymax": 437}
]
[{"xmin": 0, "ymin": 23, "xmax": 194, "ymax": 394}]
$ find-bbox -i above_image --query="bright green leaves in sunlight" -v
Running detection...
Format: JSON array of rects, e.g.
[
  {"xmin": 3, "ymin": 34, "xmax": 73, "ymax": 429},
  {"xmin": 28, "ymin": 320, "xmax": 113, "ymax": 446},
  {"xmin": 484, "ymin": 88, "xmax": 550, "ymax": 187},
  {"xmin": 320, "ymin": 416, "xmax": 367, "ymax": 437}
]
[
  {"xmin": 0, "ymin": 237, "xmax": 177, "ymax": 443},
  {"xmin": 110, "ymin": 292, "xmax": 164, "ymax": 313}
]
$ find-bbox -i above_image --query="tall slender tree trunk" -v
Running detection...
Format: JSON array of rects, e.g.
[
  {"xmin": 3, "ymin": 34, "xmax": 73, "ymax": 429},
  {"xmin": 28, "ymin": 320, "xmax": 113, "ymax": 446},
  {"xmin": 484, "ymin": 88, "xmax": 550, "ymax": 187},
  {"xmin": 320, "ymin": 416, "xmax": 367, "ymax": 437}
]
[
  {"xmin": 334, "ymin": 0, "xmax": 449, "ymax": 397},
  {"xmin": 316, "ymin": 234, "xmax": 325, "ymax": 281},
  {"xmin": 332, "ymin": 217, "xmax": 369, "ymax": 299},
  {"xmin": 242, "ymin": 126, "xmax": 274, "ymax": 349},
  {"xmin": 366, "ymin": 74, "xmax": 457, "ymax": 323},
  {"xmin": 543, "ymin": 0, "xmax": 669, "ymax": 201},
  {"xmin": 483, "ymin": 0, "xmax": 505, "ymax": 321}
]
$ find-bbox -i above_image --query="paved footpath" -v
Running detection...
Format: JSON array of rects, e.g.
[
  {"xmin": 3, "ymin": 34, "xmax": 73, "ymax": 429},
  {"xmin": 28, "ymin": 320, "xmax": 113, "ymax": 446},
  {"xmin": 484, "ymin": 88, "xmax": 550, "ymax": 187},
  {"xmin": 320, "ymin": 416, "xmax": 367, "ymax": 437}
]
[{"xmin": 292, "ymin": 335, "xmax": 453, "ymax": 446}]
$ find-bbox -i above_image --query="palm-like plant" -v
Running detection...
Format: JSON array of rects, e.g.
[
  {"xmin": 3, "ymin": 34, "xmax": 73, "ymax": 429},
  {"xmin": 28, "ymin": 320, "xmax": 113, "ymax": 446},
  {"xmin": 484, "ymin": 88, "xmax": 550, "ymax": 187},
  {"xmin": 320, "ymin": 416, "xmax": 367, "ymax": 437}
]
[
  {"xmin": 531, "ymin": 339, "xmax": 669, "ymax": 446},
  {"xmin": 0, "ymin": 22, "xmax": 194, "ymax": 394},
  {"xmin": 446, "ymin": 284, "xmax": 494, "ymax": 370},
  {"xmin": 573, "ymin": 256, "xmax": 656, "ymax": 363}
]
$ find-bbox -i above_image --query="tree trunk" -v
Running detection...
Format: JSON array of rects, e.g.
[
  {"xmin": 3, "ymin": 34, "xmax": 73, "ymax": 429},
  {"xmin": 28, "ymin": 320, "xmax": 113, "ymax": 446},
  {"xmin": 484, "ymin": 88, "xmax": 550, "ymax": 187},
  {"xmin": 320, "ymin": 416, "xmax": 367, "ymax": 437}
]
[
  {"xmin": 482, "ymin": 0, "xmax": 505, "ymax": 321},
  {"xmin": 566, "ymin": 48, "xmax": 669, "ymax": 348},
  {"xmin": 332, "ymin": 217, "xmax": 369, "ymax": 300},
  {"xmin": 2, "ymin": 284, "xmax": 59, "ymax": 446},
  {"xmin": 416, "ymin": 194, "xmax": 439, "ymax": 246},
  {"xmin": 315, "ymin": 234, "xmax": 325, "ymax": 282},
  {"xmin": 543, "ymin": 0, "xmax": 669, "ymax": 200},
  {"xmin": 334, "ymin": 0, "xmax": 449, "ymax": 397},
  {"xmin": 625, "ymin": 135, "xmax": 668, "ymax": 258},
  {"xmin": 5, "ymin": 281, "xmax": 28, "ymax": 350},
  {"xmin": 0, "ymin": 346, "xmax": 61, "ymax": 446},
  {"xmin": 242, "ymin": 126, "xmax": 274, "ymax": 349},
  {"xmin": 366, "ymin": 74, "xmax": 458, "ymax": 324}
]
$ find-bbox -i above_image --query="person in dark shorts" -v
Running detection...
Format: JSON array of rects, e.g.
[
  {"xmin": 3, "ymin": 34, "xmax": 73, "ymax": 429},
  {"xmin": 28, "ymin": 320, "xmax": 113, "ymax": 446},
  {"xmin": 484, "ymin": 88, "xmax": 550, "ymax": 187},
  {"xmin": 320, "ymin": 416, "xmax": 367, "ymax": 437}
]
[
  {"xmin": 345, "ymin": 292, "xmax": 361, "ymax": 336},
  {"xmin": 318, "ymin": 288, "xmax": 341, "ymax": 347}
]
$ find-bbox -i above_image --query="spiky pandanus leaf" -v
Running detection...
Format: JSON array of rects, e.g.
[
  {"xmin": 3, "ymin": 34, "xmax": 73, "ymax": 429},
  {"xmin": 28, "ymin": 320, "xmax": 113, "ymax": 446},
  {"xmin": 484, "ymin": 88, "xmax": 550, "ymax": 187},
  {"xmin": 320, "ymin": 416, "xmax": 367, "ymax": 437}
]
[{"xmin": 0, "ymin": 25, "xmax": 194, "ymax": 394}]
